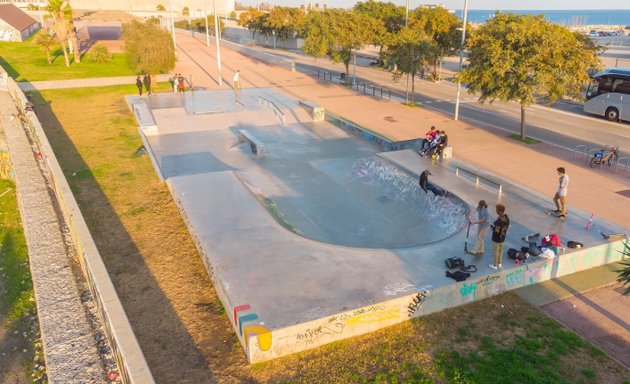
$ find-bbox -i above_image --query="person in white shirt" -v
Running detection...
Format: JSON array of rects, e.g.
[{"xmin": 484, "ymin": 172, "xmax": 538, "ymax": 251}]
[
  {"xmin": 233, "ymin": 70, "xmax": 240, "ymax": 90},
  {"xmin": 553, "ymin": 167, "xmax": 569, "ymax": 219}
]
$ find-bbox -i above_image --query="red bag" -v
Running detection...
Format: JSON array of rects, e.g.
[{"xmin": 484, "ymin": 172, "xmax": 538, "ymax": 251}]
[{"xmin": 542, "ymin": 233, "xmax": 562, "ymax": 247}]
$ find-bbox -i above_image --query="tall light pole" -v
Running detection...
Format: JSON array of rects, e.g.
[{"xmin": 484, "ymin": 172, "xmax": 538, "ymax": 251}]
[
  {"xmin": 204, "ymin": 3, "xmax": 210, "ymax": 47},
  {"xmin": 404, "ymin": 0, "xmax": 410, "ymax": 102},
  {"xmin": 213, "ymin": 0, "xmax": 223, "ymax": 87},
  {"xmin": 454, "ymin": 0, "xmax": 469, "ymax": 121},
  {"xmin": 169, "ymin": 0, "xmax": 176, "ymax": 48}
]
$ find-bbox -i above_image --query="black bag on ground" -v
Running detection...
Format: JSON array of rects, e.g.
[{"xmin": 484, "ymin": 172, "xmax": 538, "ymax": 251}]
[
  {"xmin": 507, "ymin": 248, "xmax": 519, "ymax": 259},
  {"xmin": 446, "ymin": 270, "xmax": 471, "ymax": 282},
  {"xmin": 445, "ymin": 257, "xmax": 465, "ymax": 269},
  {"xmin": 527, "ymin": 242, "xmax": 542, "ymax": 256},
  {"xmin": 509, "ymin": 250, "xmax": 529, "ymax": 261},
  {"xmin": 567, "ymin": 240, "xmax": 584, "ymax": 248}
]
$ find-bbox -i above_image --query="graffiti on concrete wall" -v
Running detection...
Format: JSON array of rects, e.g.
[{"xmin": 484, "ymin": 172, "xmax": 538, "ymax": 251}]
[
  {"xmin": 234, "ymin": 304, "xmax": 272, "ymax": 351},
  {"xmin": 383, "ymin": 283, "xmax": 431, "ymax": 296},
  {"xmin": 407, "ymin": 289, "xmax": 429, "ymax": 317},
  {"xmin": 296, "ymin": 323, "xmax": 345, "ymax": 346}
]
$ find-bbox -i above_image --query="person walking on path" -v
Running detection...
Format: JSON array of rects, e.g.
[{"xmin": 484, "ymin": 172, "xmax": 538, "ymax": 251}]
[
  {"xmin": 489, "ymin": 204, "xmax": 510, "ymax": 270},
  {"xmin": 143, "ymin": 74, "xmax": 151, "ymax": 95},
  {"xmin": 553, "ymin": 167, "xmax": 569, "ymax": 219},
  {"xmin": 233, "ymin": 70, "xmax": 240, "ymax": 90},
  {"xmin": 468, "ymin": 200, "xmax": 490, "ymax": 256},
  {"xmin": 135, "ymin": 76, "xmax": 143, "ymax": 96}
]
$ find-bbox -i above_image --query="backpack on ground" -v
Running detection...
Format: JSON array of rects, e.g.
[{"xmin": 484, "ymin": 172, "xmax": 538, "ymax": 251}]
[
  {"xmin": 508, "ymin": 248, "xmax": 529, "ymax": 261},
  {"xmin": 446, "ymin": 270, "xmax": 471, "ymax": 282}
]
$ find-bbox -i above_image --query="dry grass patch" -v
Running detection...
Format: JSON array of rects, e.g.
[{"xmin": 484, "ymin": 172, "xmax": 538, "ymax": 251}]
[{"xmin": 32, "ymin": 85, "xmax": 630, "ymax": 384}]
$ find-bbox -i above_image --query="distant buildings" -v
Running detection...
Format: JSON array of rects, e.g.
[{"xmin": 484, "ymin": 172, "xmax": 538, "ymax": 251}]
[
  {"xmin": 0, "ymin": 3, "xmax": 40, "ymax": 41},
  {"xmin": 1, "ymin": 0, "xmax": 235, "ymax": 16}
]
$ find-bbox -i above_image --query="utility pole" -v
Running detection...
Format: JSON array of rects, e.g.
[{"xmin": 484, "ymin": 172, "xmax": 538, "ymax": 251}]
[
  {"xmin": 213, "ymin": 0, "xmax": 222, "ymax": 87},
  {"xmin": 204, "ymin": 2, "xmax": 210, "ymax": 47},
  {"xmin": 169, "ymin": 0, "xmax": 176, "ymax": 49},
  {"xmin": 405, "ymin": 0, "xmax": 410, "ymax": 103},
  {"xmin": 454, "ymin": 0, "xmax": 469, "ymax": 121}
]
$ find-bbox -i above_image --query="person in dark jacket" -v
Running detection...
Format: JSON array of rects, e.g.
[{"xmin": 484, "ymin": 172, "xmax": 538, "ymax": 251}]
[
  {"xmin": 489, "ymin": 204, "xmax": 510, "ymax": 270},
  {"xmin": 419, "ymin": 170, "xmax": 445, "ymax": 196},
  {"xmin": 436, "ymin": 130, "xmax": 448, "ymax": 158},
  {"xmin": 143, "ymin": 74, "xmax": 151, "ymax": 95},
  {"xmin": 135, "ymin": 76, "xmax": 143, "ymax": 96}
]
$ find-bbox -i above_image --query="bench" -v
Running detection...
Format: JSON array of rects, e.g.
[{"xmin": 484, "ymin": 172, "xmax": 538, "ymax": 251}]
[
  {"xmin": 238, "ymin": 129, "xmax": 265, "ymax": 156},
  {"xmin": 299, "ymin": 100, "xmax": 325, "ymax": 122}
]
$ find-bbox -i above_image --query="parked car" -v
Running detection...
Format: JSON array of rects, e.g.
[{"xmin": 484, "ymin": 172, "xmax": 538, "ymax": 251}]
[{"xmin": 588, "ymin": 30, "xmax": 599, "ymax": 37}]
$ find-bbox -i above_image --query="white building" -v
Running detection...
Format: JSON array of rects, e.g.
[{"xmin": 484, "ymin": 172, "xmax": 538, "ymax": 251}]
[{"xmin": 0, "ymin": 3, "xmax": 40, "ymax": 41}]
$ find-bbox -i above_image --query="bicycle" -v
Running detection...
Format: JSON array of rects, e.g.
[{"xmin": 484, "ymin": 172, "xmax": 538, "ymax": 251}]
[{"xmin": 589, "ymin": 145, "xmax": 619, "ymax": 168}]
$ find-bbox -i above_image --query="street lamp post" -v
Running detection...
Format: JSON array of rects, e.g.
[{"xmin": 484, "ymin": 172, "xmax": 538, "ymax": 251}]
[
  {"xmin": 169, "ymin": 0, "xmax": 176, "ymax": 48},
  {"xmin": 212, "ymin": 0, "xmax": 222, "ymax": 87},
  {"xmin": 405, "ymin": 0, "xmax": 410, "ymax": 102},
  {"xmin": 203, "ymin": 5, "xmax": 210, "ymax": 47},
  {"xmin": 454, "ymin": 0, "xmax": 469, "ymax": 121}
]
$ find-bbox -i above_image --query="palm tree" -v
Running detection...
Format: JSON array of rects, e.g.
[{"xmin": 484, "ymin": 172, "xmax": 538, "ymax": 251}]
[
  {"xmin": 44, "ymin": 0, "xmax": 72, "ymax": 67},
  {"xmin": 617, "ymin": 241, "xmax": 630, "ymax": 295},
  {"xmin": 34, "ymin": 31, "xmax": 57, "ymax": 64},
  {"xmin": 156, "ymin": 4, "xmax": 166, "ymax": 12}
]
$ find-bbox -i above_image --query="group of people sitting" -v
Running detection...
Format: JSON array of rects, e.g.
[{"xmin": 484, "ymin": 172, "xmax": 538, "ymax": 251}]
[{"xmin": 419, "ymin": 126, "xmax": 448, "ymax": 159}]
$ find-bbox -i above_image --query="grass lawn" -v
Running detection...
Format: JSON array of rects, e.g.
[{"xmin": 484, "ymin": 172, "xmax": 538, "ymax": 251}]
[
  {"xmin": 0, "ymin": 179, "xmax": 43, "ymax": 382},
  {"xmin": 0, "ymin": 31, "xmax": 135, "ymax": 82},
  {"xmin": 32, "ymin": 85, "xmax": 630, "ymax": 383}
]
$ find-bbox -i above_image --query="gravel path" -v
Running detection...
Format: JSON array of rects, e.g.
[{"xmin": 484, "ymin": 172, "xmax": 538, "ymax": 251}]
[{"xmin": 0, "ymin": 91, "xmax": 104, "ymax": 382}]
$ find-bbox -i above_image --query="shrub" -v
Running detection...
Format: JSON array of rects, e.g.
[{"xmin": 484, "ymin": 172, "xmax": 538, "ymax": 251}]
[{"xmin": 86, "ymin": 43, "xmax": 112, "ymax": 63}]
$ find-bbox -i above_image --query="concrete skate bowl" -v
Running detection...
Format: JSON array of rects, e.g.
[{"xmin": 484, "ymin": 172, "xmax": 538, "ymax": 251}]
[{"xmin": 248, "ymin": 155, "xmax": 470, "ymax": 249}]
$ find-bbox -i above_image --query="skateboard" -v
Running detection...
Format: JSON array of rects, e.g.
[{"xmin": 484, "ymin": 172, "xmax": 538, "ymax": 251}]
[{"xmin": 545, "ymin": 209, "xmax": 567, "ymax": 218}]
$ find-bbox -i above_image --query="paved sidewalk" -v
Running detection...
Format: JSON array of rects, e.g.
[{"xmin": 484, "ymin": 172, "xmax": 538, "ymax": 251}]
[{"xmin": 541, "ymin": 281, "xmax": 630, "ymax": 369}]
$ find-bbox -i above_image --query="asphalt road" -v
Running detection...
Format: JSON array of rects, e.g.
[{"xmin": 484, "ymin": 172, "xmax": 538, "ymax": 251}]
[{"xmin": 253, "ymin": 45, "xmax": 630, "ymax": 164}]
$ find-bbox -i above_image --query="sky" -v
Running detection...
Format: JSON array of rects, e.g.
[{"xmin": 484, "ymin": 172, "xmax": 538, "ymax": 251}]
[{"xmin": 239, "ymin": 0, "xmax": 630, "ymax": 10}]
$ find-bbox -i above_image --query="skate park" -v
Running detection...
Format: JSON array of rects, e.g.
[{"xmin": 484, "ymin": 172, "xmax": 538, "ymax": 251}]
[{"xmin": 127, "ymin": 87, "xmax": 628, "ymax": 363}]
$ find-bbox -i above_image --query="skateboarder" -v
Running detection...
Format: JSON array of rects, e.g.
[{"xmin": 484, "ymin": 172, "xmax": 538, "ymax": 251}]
[
  {"xmin": 233, "ymin": 70, "xmax": 240, "ymax": 90},
  {"xmin": 419, "ymin": 170, "xmax": 444, "ymax": 196},
  {"xmin": 489, "ymin": 204, "xmax": 509, "ymax": 270},
  {"xmin": 468, "ymin": 200, "xmax": 490, "ymax": 255},
  {"xmin": 552, "ymin": 167, "xmax": 569, "ymax": 219}
]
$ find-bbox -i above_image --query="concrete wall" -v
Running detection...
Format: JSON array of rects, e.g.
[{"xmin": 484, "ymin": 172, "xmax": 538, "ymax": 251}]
[
  {"xmin": 245, "ymin": 238, "xmax": 627, "ymax": 362},
  {"xmin": 0, "ymin": 69, "xmax": 155, "ymax": 383}
]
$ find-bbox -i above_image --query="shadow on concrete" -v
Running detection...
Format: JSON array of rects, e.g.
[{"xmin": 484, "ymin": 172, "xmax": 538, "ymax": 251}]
[{"xmin": 29, "ymin": 90, "xmax": 230, "ymax": 383}]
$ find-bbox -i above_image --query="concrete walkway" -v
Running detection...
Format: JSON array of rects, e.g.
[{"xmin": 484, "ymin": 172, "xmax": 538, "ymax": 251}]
[{"xmin": 17, "ymin": 74, "xmax": 171, "ymax": 91}]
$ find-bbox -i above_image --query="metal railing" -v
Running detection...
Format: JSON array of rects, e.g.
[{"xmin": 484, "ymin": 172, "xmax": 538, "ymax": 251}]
[
  {"xmin": 573, "ymin": 144, "xmax": 587, "ymax": 160},
  {"xmin": 615, "ymin": 156, "xmax": 630, "ymax": 175},
  {"xmin": 455, "ymin": 167, "xmax": 503, "ymax": 195},
  {"xmin": 316, "ymin": 69, "xmax": 392, "ymax": 101},
  {"xmin": 258, "ymin": 96, "xmax": 286, "ymax": 126}
]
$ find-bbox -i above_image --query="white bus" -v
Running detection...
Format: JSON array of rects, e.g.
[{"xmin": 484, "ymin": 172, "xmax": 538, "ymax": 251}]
[{"xmin": 584, "ymin": 67, "xmax": 630, "ymax": 122}]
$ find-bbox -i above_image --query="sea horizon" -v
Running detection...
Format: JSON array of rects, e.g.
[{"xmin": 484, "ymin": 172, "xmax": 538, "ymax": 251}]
[{"xmin": 454, "ymin": 9, "xmax": 630, "ymax": 26}]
